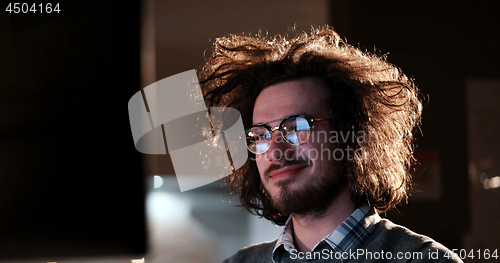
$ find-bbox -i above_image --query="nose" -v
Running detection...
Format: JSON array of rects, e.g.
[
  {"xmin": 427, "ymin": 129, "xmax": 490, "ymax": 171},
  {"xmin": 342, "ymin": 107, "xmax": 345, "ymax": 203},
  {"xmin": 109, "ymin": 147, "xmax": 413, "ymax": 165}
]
[{"xmin": 265, "ymin": 129, "xmax": 294, "ymax": 161}]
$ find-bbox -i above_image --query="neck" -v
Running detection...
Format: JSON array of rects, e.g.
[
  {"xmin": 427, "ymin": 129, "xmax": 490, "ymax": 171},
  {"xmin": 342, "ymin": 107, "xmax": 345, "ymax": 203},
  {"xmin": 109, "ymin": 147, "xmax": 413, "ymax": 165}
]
[{"xmin": 291, "ymin": 186, "xmax": 356, "ymax": 253}]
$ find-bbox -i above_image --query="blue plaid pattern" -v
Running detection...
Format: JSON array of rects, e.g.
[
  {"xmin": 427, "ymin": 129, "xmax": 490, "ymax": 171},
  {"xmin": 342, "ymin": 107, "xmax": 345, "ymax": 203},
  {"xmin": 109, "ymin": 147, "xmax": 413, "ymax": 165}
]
[{"xmin": 272, "ymin": 204, "xmax": 380, "ymax": 263}]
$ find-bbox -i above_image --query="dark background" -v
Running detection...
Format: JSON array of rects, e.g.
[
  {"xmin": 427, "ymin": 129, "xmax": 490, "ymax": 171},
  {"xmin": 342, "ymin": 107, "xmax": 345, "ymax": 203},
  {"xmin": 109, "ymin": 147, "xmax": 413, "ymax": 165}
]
[
  {"xmin": 329, "ymin": 0, "xmax": 498, "ymax": 249},
  {"xmin": 0, "ymin": 1, "xmax": 146, "ymax": 261}
]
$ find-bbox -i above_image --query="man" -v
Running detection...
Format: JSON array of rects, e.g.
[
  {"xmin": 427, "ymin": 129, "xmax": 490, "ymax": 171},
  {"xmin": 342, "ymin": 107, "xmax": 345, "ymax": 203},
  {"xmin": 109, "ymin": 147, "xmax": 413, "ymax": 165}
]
[{"xmin": 199, "ymin": 26, "xmax": 462, "ymax": 262}]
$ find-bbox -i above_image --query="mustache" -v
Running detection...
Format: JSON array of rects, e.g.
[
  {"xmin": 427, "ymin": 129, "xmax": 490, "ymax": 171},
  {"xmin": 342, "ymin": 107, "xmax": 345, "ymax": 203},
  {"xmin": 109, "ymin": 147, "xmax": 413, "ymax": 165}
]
[{"xmin": 264, "ymin": 158, "xmax": 310, "ymax": 179}]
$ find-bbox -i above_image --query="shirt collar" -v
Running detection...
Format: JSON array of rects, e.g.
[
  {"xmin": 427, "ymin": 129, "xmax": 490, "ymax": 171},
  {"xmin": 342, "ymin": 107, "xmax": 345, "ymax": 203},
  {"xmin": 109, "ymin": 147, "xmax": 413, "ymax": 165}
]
[{"xmin": 272, "ymin": 204, "xmax": 380, "ymax": 262}]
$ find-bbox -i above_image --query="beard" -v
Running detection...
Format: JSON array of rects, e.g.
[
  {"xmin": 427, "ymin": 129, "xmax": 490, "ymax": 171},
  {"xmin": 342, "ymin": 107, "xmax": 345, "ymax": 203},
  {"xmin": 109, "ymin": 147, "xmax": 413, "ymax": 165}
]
[{"xmin": 264, "ymin": 160, "xmax": 348, "ymax": 219}]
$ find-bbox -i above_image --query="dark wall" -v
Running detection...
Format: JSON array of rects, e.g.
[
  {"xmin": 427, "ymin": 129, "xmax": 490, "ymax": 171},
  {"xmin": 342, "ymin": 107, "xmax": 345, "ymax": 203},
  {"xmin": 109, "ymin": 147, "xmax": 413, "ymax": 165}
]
[
  {"xmin": 331, "ymin": 0, "xmax": 499, "ymax": 249},
  {"xmin": 0, "ymin": 1, "xmax": 146, "ymax": 260}
]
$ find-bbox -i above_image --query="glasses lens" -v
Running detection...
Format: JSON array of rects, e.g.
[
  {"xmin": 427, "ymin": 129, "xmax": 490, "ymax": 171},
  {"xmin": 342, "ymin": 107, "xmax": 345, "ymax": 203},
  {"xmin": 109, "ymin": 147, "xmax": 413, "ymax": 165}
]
[
  {"xmin": 246, "ymin": 126, "xmax": 271, "ymax": 154},
  {"xmin": 282, "ymin": 116, "xmax": 311, "ymax": 145}
]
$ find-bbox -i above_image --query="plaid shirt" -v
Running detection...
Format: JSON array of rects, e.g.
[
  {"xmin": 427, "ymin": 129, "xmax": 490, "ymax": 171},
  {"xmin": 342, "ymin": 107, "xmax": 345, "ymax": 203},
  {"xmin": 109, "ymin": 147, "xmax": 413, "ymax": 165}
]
[{"xmin": 272, "ymin": 204, "xmax": 380, "ymax": 263}]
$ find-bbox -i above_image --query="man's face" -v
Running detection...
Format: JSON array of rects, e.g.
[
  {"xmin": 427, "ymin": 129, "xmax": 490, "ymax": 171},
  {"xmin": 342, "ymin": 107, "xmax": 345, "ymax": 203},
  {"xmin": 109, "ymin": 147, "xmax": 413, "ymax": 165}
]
[{"xmin": 252, "ymin": 77, "xmax": 347, "ymax": 217}]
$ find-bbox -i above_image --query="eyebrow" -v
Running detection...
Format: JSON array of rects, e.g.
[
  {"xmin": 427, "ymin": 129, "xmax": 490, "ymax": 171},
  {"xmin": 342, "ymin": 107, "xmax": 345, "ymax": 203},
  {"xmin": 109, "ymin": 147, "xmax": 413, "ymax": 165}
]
[
  {"xmin": 254, "ymin": 116, "xmax": 288, "ymax": 126},
  {"xmin": 253, "ymin": 113, "xmax": 310, "ymax": 126}
]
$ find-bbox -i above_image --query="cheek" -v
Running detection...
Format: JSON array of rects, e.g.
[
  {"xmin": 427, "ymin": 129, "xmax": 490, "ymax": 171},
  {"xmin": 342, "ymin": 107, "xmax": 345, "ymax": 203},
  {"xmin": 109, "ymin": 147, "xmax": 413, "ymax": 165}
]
[
  {"xmin": 255, "ymin": 156, "xmax": 266, "ymax": 177},
  {"xmin": 302, "ymin": 142, "xmax": 323, "ymax": 161},
  {"xmin": 304, "ymin": 141, "xmax": 340, "ymax": 163}
]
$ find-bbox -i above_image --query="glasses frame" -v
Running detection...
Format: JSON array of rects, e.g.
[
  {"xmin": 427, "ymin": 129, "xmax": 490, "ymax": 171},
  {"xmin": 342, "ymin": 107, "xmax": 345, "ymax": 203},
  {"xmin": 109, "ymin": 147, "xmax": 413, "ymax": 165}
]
[{"xmin": 245, "ymin": 114, "xmax": 334, "ymax": 154}]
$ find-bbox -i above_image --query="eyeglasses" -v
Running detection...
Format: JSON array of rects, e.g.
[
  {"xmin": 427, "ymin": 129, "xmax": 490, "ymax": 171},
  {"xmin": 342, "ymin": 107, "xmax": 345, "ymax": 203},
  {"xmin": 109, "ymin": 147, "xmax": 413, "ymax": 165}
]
[{"xmin": 245, "ymin": 115, "xmax": 333, "ymax": 154}]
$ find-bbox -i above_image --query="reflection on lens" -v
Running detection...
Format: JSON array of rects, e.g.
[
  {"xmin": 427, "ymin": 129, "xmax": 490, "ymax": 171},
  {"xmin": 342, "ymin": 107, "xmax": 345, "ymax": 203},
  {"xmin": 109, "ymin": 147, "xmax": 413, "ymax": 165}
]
[
  {"xmin": 245, "ymin": 116, "xmax": 313, "ymax": 154},
  {"xmin": 283, "ymin": 116, "xmax": 310, "ymax": 145},
  {"xmin": 246, "ymin": 126, "xmax": 271, "ymax": 154},
  {"xmin": 255, "ymin": 142, "xmax": 270, "ymax": 154}
]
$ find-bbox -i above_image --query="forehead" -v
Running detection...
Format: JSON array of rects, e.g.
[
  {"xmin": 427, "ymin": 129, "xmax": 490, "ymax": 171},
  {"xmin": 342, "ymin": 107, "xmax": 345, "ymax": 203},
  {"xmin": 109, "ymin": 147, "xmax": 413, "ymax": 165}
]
[{"xmin": 252, "ymin": 77, "xmax": 330, "ymax": 125}]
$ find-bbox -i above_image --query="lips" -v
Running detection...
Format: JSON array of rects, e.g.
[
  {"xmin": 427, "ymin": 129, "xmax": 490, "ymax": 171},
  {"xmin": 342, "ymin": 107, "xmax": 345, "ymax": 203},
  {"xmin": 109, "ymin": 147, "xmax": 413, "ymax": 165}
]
[{"xmin": 269, "ymin": 164, "xmax": 308, "ymax": 180}]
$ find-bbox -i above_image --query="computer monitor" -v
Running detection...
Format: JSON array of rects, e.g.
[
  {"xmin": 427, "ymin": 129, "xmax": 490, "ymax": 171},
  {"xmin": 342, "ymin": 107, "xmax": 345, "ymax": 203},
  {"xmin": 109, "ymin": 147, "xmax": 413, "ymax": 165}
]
[{"xmin": 0, "ymin": 1, "xmax": 147, "ymax": 261}]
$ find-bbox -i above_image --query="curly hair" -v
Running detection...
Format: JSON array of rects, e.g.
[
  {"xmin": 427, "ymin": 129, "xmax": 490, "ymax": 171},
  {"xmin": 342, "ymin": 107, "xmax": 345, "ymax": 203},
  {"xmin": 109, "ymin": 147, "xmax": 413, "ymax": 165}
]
[{"xmin": 198, "ymin": 25, "xmax": 422, "ymax": 225}]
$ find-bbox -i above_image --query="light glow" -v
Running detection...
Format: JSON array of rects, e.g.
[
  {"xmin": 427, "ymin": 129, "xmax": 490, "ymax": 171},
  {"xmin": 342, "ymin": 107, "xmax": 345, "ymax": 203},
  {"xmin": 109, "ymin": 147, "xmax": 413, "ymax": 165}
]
[
  {"xmin": 153, "ymin": 175, "xmax": 164, "ymax": 188},
  {"xmin": 483, "ymin": 176, "xmax": 500, "ymax": 189}
]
